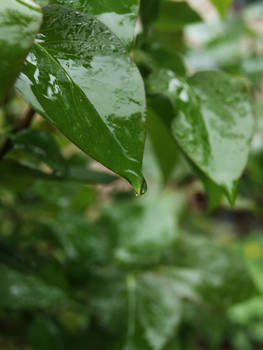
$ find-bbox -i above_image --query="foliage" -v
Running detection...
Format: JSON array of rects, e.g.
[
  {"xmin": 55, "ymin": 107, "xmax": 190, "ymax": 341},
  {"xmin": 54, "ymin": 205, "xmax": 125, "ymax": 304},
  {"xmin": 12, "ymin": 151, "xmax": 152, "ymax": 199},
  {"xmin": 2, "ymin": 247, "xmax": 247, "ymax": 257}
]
[{"xmin": 1, "ymin": 0, "xmax": 263, "ymax": 349}]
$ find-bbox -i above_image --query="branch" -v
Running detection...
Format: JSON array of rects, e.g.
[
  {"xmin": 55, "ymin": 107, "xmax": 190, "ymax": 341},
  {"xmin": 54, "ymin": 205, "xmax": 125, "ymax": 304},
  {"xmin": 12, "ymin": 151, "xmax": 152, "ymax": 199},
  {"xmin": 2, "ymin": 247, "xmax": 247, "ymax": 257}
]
[{"xmin": 0, "ymin": 107, "xmax": 35, "ymax": 160}]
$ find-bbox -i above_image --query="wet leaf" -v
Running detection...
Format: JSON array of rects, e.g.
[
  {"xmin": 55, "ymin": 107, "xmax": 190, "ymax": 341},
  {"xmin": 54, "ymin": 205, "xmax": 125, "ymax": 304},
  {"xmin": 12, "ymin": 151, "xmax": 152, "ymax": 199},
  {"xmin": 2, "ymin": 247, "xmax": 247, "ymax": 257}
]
[
  {"xmin": 0, "ymin": 0, "xmax": 42, "ymax": 103},
  {"xmin": 147, "ymin": 69, "xmax": 254, "ymax": 203},
  {"xmin": 46, "ymin": 0, "xmax": 140, "ymax": 48},
  {"xmin": 16, "ymin": 5, "xmax": 146, "ymax": 194}
]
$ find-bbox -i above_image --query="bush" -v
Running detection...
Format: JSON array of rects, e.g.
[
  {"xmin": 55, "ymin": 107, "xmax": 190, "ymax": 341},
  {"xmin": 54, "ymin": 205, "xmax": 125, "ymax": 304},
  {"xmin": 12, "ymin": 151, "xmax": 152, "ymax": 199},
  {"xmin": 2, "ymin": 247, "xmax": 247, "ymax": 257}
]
[{"xmin": 1, "ymin": 0, "xmax": 263, "ymax": 349}]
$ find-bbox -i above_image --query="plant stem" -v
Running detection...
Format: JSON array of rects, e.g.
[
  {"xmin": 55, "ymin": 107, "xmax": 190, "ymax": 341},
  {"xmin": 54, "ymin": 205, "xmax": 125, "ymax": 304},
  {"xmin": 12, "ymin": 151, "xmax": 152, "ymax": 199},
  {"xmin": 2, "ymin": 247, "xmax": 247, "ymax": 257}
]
[{"xmin": 0, "ymin": 107, "xmax": 35, "ymax": 160}]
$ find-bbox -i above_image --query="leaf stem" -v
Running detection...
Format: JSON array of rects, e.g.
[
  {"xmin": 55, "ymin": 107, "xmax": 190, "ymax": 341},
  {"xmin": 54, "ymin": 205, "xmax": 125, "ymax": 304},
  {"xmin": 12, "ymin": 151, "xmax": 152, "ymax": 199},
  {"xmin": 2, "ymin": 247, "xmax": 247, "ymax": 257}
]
[{"xmin": 0, "ymin": 107, "xmax": 35, "ymax": 160}]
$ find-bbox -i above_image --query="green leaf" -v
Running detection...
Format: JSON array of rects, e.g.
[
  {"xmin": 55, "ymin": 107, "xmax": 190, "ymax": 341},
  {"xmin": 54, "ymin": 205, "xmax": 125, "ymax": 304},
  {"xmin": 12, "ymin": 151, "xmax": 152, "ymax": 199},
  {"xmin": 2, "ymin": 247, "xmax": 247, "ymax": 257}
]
[
  {"xmin": 155, "ymin": 1, "xmax": 202, "ymax": 31},
  {"xmin": 209, "ymin": 0, "xmax": 232, "ymax": 18},
  {"xmin": 124, "ymin": 272, "xmax": 182, "ymax": 350},
  {"xmin": 11, "ymin": 129, "xmax": 66, "ymax": 175},
  {"xmin": 147, "ymin": 69, "xmax": 254, "ymax": 204},
  {"xmin": 0, "ymin": 264, "xmax": 69, "ymax": 310},
  {"xmin": 140, "ymin": 0, "xmax": 160, "ymax": 27},
  {"xmin": 46, "ymin": 0, "xmax": 140, "ymax": 48},
  {"xmin": 0, "ymin": 159, "xmax": 55, "ymax": 191},
  {"xmin": 174, "ymin": 234, "xmax": 257, "ymax": 308},
  {"xmin": 0, "ymin": 159, "xmax": 116, "ymax": 192},
  {"xmin": 30, "ymin": 316, "xmax": 65, "ymax": 350},
  {"xmin": 103, "ymin": 192, "xmax": 183, "ymax": 266},
  {"xmin": 16, "ymin": 5, "xmax": 146, "ymax": 194},
  {"xmin": 147, "ymin": 96, "xmax": 179, "ymax": 183},
  {"xmin": 0, "ymin": 0, "xmax": 42, "ymax": 103},
  {"xmin": 91, "ymin": 268, "xmax": 200, "ymax": 350}
]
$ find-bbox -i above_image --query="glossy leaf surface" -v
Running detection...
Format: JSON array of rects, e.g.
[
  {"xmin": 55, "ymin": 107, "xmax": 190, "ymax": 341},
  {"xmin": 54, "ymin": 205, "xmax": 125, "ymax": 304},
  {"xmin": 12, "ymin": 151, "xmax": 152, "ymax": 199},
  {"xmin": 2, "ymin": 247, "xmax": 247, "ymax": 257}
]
[
  {"xmin": 148, "ymin": 69, "xmax": 254, "ymax": 202},
  {"xmin": 11, "ymin": 129, "xmax": 66, "ymax": 175},
  {"xmin": 0, "ymin": 0, "xmax": 42, "ymax": 103},
  {"xmin": 16, "ymin": 5, "xmax": 146, "ymax": 194},
  {"xmin": 155, "ymin": 1, "xmax": 202, "ymax": 31},
  {"xmin": 47, "ymin": 0, "xmax": 140, "ymax": 48},
  {"xmin": 209, "ymin": 0, "xmax": 232, "ymax": 17}
]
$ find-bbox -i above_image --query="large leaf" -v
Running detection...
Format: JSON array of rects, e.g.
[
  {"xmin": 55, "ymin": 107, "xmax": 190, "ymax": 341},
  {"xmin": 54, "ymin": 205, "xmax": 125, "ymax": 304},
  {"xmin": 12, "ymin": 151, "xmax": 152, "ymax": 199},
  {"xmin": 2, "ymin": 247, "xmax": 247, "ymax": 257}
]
[
  {"xmin": 45, "ymin": 0, "xmax": 140, "ymax": 48},
  {"xmin": 16, "ymin": 5, "xmax": 146, "ymax": 194},
  {"xmin": 0, "ymin": 0, "xmax": 42, "ymax": 103},
  {"xmin": 0, "ymin": 264, "xmax": 69, "ymax": 310},
  {"xmin": 147, "ymin": 69, "xmax": 254, "ymax": 203},
  {"xmin": 209, "ymin": 0, "xmax": 232, "ymax": 18}
]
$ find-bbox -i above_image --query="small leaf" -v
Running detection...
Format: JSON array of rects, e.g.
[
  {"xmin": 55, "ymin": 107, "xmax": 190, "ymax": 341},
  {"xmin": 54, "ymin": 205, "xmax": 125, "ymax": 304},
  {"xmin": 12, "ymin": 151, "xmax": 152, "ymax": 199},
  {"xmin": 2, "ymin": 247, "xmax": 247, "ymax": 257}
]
[
  {"xmin": 16, "ymin": 5, "xmax": 146, "ymax": 194},
  {"xmin": 140, "ymin": 0, "xmax": 160, "ymax": 27},
  {"xmin": 47, "ymin": 0, "xmax": 140, "ymax": 48},
  {"xmin": 0, "ymin": 0, "xmax": 42, "ymax": 103},
  {"xmin": 11, "ymin": 129, "xmax": 66, "ymax": 175},
  {"xmin": 0, "ymin": 264, "xmax": 69, "ymax": 310},
  {"xmin": 209, "ymin": 0, "xmax": 232, "ymax": 18},
  {"xmin": 155, "ymin": 1, "xmax": 202, "ymax": 31},
  {"xmin": 147, "ymin": 69, "xmax": 254, "ymax": 204},
  {"xmin": 147, "ymin": 96, "xmax": 179, "ymax": 183},
  {"xmin": 0, "ymin": 159, "xmax": 116, "ymax": 192},
  {"xmin": 174, "ymin": 234, "xmax": 257, "ymax": 308}
]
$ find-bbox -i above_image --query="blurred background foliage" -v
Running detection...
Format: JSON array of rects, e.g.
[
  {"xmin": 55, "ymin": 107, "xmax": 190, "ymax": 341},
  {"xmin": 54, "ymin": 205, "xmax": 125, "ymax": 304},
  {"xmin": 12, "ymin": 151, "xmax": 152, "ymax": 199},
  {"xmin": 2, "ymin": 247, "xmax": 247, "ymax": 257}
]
[{"xmin": 1, "ymin": 0, "xmax": 263, "ymax": 349}]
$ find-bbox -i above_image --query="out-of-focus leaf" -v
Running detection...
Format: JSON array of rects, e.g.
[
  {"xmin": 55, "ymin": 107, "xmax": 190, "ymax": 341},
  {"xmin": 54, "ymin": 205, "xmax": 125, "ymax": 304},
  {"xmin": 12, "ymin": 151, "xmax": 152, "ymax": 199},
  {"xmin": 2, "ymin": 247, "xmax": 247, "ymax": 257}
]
[
  {"xmin": 0, "ymin": 159, "xmax": 116, "ymax": 192},
  {"xmin": 47, "ymin": 0, "xmax": 140, "ymax": 48},
  {"xmin": 0, "ymin": 0, "xmax": 42, "ymax": 103},
  {"xmin": 147, "ymin": 96, "xmax": 179, "ymax": 183},
  {"xmin": 140, "ymin": 0, "xmax": 160, "ymax": 27},
  {"xmin": 147, "ymin": 69, "xmax": 254, "ymax": 204},
  {"xmin": 103, "ymin": 192, "xmax": 183, "ymax": 266},
  {"xmin": 174, "ymin": 234, "xmax": 257, "ymax": 308},
  {"xmin": 11, "ymin": 129, "xmax": 66, "ymax": 175},
  {"xmin": 0, "ymin": 159, "xmax": 54, "ymax": 191},
  {"xmin": 91, "ymin": 268, "xmax": 200, "ymax": 350},
  {"xmin": 190, "ymin": 161, "xmax": 223, "ymax": 211},
  {"xmin": 209, "ymin": 0, "xmax": 232, "ymax": 18},
  {"xmin": 68, "ymin": 166, "xmax": 116, "ymax": 185},
  {"xmin": 239, "ymin": 236, "xmax": 263, "ymax": 293},
  {"xmin": 0, "ymin": 264, "xmax": 70, "ymax": 310},
  {"xmin": 124, "ymin": 271, "xmax": 190, "ymax": 350},
  {"xmin": 30, "ymin": 316, "xmax": 65, "ymax": 350},
  {"xmin": 155, "ymin": 1, "xmax": 202, "ymax": 31},
  {"xmin": 16, "ymin": 5, "xmax": 146, "ymax": 194},
  {"xmin": 148, "ymin": 46, "xmax": 186, "ymax": 76}
]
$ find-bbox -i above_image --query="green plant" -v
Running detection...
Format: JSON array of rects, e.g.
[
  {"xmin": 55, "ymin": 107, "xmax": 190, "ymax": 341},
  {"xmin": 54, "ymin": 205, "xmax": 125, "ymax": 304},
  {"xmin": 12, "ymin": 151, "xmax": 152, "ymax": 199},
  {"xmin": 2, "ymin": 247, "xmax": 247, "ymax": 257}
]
[{"xmin": 1, "ymin": 0, "xmax": 263, "ymax": 349}]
